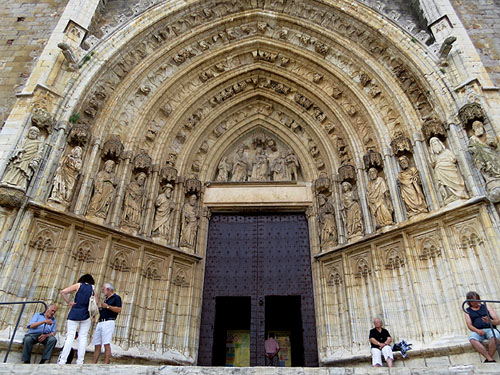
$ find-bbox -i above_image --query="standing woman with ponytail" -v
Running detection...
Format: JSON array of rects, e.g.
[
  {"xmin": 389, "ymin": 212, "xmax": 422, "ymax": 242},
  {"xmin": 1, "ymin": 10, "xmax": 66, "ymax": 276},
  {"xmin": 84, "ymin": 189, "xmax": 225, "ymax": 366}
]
[{"xmin": 57, "ymin": 274, "xmax": 98, "ymax": 364}]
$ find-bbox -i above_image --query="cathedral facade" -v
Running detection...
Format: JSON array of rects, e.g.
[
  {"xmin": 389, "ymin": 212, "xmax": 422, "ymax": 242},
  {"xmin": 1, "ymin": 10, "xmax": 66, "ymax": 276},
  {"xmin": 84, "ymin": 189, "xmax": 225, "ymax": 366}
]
[{"xmin": 0, "ymin": 0, "xmax": 499, "ymax": 366}]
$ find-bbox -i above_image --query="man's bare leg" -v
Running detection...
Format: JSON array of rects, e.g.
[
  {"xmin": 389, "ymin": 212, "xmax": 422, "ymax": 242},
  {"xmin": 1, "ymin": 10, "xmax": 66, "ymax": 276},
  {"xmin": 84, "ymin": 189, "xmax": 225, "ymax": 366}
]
[
  {"xmin": 93, "ymin": 345, "xmax": 101, "ymax": 363},
  {"xmin": 104, "ymin": 344, "xmax": 112, "ymax": 364},
  {"xmin": 471, "ymin": 339, "xmax": 494, "ymax": 361},
  {"xmin": 487, "ymin": 338, "xmax": 500, "ymax": 359}
]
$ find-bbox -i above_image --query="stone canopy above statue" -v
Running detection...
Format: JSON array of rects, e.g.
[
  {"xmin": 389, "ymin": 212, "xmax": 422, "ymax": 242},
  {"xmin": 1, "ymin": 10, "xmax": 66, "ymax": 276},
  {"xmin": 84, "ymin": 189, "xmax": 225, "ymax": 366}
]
[{"xmin": 213, "ymin": 130, "xmax": 302, "ymax": 183}]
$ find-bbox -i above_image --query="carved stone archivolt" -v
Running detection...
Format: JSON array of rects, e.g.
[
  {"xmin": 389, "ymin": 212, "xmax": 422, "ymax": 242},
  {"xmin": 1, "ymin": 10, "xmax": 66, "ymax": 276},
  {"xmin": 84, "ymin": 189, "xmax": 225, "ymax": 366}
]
[{"xmin": 213, "ymin": 131, "xmax": 302, "ymax": 183}]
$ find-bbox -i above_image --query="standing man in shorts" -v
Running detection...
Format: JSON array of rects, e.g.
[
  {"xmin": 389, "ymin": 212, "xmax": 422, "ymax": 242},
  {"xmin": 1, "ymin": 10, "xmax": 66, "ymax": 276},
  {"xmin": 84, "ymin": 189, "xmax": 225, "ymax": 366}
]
[{"xmin": 92, "ymin": 283, "xmax": 122, "ymax": 364}]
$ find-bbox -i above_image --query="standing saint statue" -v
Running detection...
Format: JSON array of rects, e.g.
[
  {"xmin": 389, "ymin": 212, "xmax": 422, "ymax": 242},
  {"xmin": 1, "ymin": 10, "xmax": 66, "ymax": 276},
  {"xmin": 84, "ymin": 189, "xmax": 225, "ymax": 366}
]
[
  {"xmin": 87, "ymin": 160, "xmax": 117, "ymax": 219},
  {"xmin": 2, "ymin": 126, "xmax": 42, "ymax": 191},
  {"xmin": 271, "ymin": 151, "xmax": 287, "ymax": 181},
  {"xmin": 121, "ymin": 172, "xmax": 147, "ymax": 229},
  {"xmin": 49, "ymin": 146, "xmax": 83, "ymax": 204},
  {"xmin": 231, "ymin": 146, "xmax": 248, "ymax": 182},
  {"xmin": 153, "ymin": 183, "xmax": 175, "ymax": 239},
  {"xmin": 285, "ymin": 150, "xmax": 299, "ymax": 181},
  {"xmin": 429, "ymin": 137, "xmax": 468, "ymax": 203},
  {"xmin": 468, "ymin": 120, "xmax": 500, "ymax": 202},
  {"xmin": 215, "ymin": 156, "xmax": 231, "ymax": 182},
  {"xmin": 366, "ymin": 167, "xmax": 394, "ymax": 228},
  {"xmin": 397, "ymin": 156, "xmax": 428, "ymax": 217},
  {"xmin": 340, "ymin": 181, "xmax": 364, "ymax": 239},
  {"xmin": 180, "ymin": 194, "xmax": 199, "ymax": 249},
  {"xmin": 250, "ymin": 149, "xmax": 269, "ymax": 181},
  {"xmin": 317, "ymin": 194, "xmax": 337, "ymax": 249}
]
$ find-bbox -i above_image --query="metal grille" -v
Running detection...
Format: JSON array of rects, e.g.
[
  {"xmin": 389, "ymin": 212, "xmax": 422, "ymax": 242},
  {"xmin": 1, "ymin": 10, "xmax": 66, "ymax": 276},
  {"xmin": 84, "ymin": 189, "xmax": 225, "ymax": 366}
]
[{"xmin": 198, "ymin": 213, "xmax": 318, "ymax": 366}]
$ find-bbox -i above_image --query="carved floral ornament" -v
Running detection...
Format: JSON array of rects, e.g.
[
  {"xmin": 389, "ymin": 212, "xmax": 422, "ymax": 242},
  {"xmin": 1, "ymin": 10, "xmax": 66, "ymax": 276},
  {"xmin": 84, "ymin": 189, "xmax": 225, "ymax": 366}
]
[{"xmin": 73, "ymin": 2, "xmax": 441, "ymax": 162}]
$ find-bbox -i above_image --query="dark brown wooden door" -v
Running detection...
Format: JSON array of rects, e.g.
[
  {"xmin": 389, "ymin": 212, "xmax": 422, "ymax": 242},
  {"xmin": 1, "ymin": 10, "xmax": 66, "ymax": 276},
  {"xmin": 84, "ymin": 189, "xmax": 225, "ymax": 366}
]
[{"xmin": 198, "ymin": 213, "xmax": 318, "ymax": 366}]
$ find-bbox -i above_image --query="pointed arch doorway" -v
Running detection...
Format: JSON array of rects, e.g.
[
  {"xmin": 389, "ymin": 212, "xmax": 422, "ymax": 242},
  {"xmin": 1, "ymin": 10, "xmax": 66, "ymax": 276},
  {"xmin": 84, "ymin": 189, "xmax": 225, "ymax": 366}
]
[{"xmin": 198, "ymin": 212, "xmax": 318, "ymax": 367}]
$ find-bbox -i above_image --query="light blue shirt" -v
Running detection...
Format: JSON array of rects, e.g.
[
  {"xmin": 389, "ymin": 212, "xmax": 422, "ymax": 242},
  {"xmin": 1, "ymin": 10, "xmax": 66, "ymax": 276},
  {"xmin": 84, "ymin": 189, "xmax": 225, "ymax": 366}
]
[{"xmin": 27, "ymin": 312, "xmax": 56, "ymax": 335}]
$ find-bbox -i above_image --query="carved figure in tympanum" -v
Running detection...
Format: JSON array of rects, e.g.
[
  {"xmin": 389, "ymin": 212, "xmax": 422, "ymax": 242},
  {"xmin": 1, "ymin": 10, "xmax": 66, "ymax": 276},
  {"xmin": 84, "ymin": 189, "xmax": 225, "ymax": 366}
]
[
  {"xmin": 153, "ymin": 183, "xmax": 174, "ymax": 240},
  {"xmin": 250, "ymin": 149, "xmax": 269, "ymax": 181},
  {"xmin": 231, "ymin": 146, "xmax": 248, "ymax": 182},
  {"xmin": 317, "ymin": 193, "xmax": 337, "ymax": 250},
  {"xmin": 366, "ymin": 168, "xmax": 394, "ymax": 228},
  {"xmin": 1, "ymin": 127, "xmax": 42, "ymax": 191},
  {"xmin": 49, "ymin": 146, "xmax": 83, "ymax": 204},
  {"xmin": 180, "ymin": 194, "xmax": 199, "ymax": 249},
  {"xmin": 340, "ymin": 181, "xmax": 364, "ymax": 239},
  {"xmin": 397, "ymin": 156, "xmax": 427, "ymax": 217},
  {"xmin": 87, "ymin": 160, "xmax": 117, "ymax": 219},
  {"xmin": 429, "ymin": 137, "xmax": 468, "ymax": 204},
  {"xmin": 271, "ymin": 151, "xmax": 287, "ymax": 182},
  {"xmin": 215, "ymin": 156, "xmax": 231, "ymax": 182},
  {"xmin": 468, "ymin": 121, "xmax": 500, "ymax": 202},
  {"xmin": 121, "ymin": 172, "xmax": 147, "ymax": 229},
  {"xmin": 285, "ymin": 150, "xmax": 299, "ymax": 181}
]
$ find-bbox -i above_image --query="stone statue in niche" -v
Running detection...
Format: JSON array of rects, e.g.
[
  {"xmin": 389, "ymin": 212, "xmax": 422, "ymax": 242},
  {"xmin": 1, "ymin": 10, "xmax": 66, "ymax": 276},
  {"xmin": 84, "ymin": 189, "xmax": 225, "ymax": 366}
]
[
  {"xmin": 429, "ymin": 137, "xmax": 468, "ymax": 204},
  {"xmin": 180, "ymin": 194, "xmax": 200, "ymax": 249},
  {"xmin": 468, "ymin": 120, "xmax": 500, "ymax": 202},
  {"xmin": 121, "ymin": 172, "xmax": 147, "ymax": 229},
  {"xmin": 153, "ymin": 183, "xmax": 174, "ymax": 239},
  {"xmin": 250, "ymin": 149, "xmax": 269, "ymax": 181},
  {"xmin": 231, "ymin": 145, "xmax": 248, "ymax": 182},
  {"xmin": 340, "ymin": 181, "xmax": 364, "ymax": 239},
  {"xmin": 1, "ymin": 127, "xmax": 42, "ymax": 191},
  {"xmin": 285, "ymin": 150, "xmax": 299, "ymax": 181},
  {"xmin": 215, "ymin": 156, "xmax": 231, "ymax": 182},
  {"xmin": 317, "ymin": 194, "xmax": 337, "ymax": 249},
  {"xmin": 271, "ymin": 151, "xmax": 287, "ymax": 181},
  {"xmin": 49, "ymin": 146, "xmax": 83, "ymax": 204},
  {"xmin": 397, "ymin": 156, "xmax": 428, "ymax": 217},
  {"xmin": 366, "ymin": 167, "xmax": 394, "ymax": 228},
  {"xmin": 87, "ymin": 160, "xmax": 117, "ymax": 219}
]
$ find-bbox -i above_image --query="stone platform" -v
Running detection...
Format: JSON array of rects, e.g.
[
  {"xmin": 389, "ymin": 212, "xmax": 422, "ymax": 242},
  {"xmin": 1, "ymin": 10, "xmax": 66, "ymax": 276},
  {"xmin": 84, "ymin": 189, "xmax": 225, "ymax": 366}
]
[{"xmin": 1, "ymin": 365, "xmax": 500, "ymax": 375}]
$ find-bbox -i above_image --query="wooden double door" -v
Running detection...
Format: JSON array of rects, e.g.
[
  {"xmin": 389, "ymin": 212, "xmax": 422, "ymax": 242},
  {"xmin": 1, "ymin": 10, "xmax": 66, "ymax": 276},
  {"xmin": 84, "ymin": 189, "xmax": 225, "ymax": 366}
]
[{"xmin": 198, "ymin": 213, "xmax": 318, "ymax": 366}]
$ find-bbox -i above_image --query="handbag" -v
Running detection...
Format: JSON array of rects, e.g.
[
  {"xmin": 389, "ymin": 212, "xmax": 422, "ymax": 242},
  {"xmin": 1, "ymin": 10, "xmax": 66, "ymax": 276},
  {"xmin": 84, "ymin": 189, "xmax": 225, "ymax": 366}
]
[{"xmin": 88, "ymin": 285, "xmax": 99, "ymax": 319}]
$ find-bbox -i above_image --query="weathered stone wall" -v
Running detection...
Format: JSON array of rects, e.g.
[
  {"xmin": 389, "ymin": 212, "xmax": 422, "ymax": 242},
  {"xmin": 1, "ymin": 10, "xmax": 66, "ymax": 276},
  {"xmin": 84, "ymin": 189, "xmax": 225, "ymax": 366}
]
[
  {"xmin": 0, "ymin": 1, "xmax": 67, "ymax": 125},
  {"xmin": 450, "ymin": 0, "xmax": 500, "ymax": 86}
]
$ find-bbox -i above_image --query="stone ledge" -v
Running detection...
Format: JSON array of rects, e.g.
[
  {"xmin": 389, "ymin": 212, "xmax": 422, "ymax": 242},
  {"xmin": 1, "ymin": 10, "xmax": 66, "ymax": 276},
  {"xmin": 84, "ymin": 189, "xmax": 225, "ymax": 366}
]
[{"xmin": 0, "ymin": 364, "xmax": 499, "ymax": 375}]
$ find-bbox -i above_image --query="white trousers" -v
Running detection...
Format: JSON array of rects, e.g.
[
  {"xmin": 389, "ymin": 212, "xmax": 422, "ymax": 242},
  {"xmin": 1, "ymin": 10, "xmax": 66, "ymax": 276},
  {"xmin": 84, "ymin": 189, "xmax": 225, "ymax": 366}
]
[
  {"xmin": 57, "ymin": 318, "xmax": 91, "ymax": 364},
  {"xmin": 371, "ymin": 346, "xmax": 394, "ymax": 366}
]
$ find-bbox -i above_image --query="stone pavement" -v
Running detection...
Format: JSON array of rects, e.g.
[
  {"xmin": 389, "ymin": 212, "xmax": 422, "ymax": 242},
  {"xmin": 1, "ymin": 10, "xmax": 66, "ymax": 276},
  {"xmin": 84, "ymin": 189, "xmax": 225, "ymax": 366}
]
[{"xmin": 0, "ymin": 365, "xmax": 500, "ymax": 375}]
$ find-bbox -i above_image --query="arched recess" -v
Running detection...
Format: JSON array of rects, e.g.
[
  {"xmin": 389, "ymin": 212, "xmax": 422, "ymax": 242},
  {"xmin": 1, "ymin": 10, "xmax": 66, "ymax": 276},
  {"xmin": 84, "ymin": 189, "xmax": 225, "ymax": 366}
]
[{"xmin": 24, "ymin": 0, "xmax": 474, "ymax": 366}]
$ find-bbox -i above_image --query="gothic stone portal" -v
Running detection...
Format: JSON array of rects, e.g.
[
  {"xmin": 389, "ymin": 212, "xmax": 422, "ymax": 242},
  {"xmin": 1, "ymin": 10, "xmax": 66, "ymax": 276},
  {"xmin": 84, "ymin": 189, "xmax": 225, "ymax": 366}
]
[{"xmin": 198, "ymin": 213, "xmax": 318, "ymax": 366}]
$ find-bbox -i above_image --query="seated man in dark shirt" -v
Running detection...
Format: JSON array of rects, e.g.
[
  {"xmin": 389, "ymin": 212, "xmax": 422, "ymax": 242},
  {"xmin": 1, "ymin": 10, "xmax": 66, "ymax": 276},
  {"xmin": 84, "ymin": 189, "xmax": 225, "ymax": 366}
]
[
  {"xmin": 92, "ymin": 283, "xmax": 122, "ymax": 364},
  {"xmin": 369, "ymin": 317, "xmax": 394, "ymax": 367},
  {"xmin": 465, "ymin": 291, "xmax": 500, "ymax": 363}
]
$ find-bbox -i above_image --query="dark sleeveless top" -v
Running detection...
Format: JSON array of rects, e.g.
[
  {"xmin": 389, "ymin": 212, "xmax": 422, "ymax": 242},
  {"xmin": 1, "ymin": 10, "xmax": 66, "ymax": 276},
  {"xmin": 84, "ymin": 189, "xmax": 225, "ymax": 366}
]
[
  {"xmin": 467, "ymin": 304, "xmax": 496, "ymax": 329},
  {"xmin": 67, "ymin": 283, "xmax": 92, "ymax": 321}
]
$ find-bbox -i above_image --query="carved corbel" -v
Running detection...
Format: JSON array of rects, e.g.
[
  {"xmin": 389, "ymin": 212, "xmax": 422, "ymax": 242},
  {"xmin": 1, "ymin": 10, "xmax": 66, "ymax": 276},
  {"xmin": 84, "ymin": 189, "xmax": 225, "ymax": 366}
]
[
  {"xmin": 102, "ymin": 135, "xmax": 124, "ymax": 161},
  {"xmin": 133, "ymin": 150, "xmax": 152, "ymax": 173},
  {"xmin": 31, "ymin": 107, "xmax": 55, "ymax": 133},
  {"xmin": 438, "ymin": 36, "xmax": 457, "ymax": 65},
  {"xmin": 314, "ymin": 172, "xmax": 331, "ymax": 196},
  {"xmin": 390, "ymin": 133, "xmax": 413, "ymax": 156},
  {"xmin": 363, "ymin": 150, "xmax": 383, "ymax": 170},
  {"xmin": 421, "ymin": 117, "xmax": 447, "ymax": 141},
  {"xmin": 57, "ymin": 42, "xmax": 79, "ymax": 71},
  {"xmin": 458, "ymin": 102, "xmax": 486, "ymax": 129},
  {"xmin": 68, "ymin": 122, "xmax": 91, "ymax": 146},
  {"xmin": 160, "ymin": 166, "xmax": 177, "ymax": 184},
  {"xmin": 184, "ymin": 176, "xmax": 202, "ymax": 195},
  {"xmin": 338, "ymin": 164, "xmax": 356, "ymax": 183}
]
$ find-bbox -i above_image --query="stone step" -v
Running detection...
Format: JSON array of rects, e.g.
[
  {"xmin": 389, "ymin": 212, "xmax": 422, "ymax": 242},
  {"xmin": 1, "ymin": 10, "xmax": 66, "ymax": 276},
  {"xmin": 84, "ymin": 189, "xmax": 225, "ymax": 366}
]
[{"xmin": 0, "ymin": 364, "xmax": 500, "ymax": 375}]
